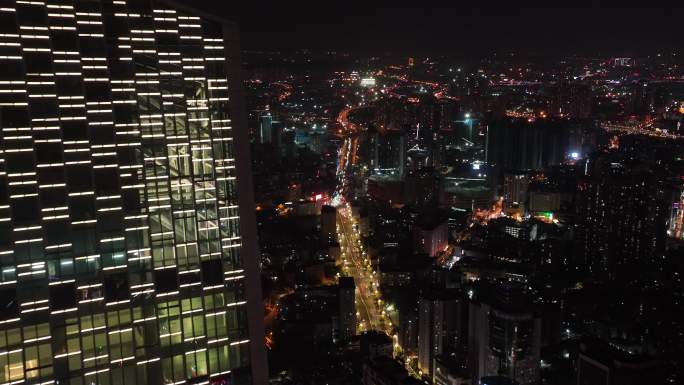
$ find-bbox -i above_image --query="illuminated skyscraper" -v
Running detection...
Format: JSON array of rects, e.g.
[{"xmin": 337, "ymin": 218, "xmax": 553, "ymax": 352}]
[{"xmin": 0, "ymin": 1, "xmax": 266, "ymax": 384}]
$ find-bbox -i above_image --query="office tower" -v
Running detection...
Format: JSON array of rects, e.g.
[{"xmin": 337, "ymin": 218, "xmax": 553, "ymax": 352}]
[
  {"xmin": 468, "ymin": 283, "xmax": 541, "ymax": 385},
  {"xmin": 577, "ymin": 153, "xmax": 668, "ymax": 280},
  {"xmin": 259, "ymin": 114, "xmax": 272, "ymax": 144},
  {"xmin": 0, "ymin": 1, "xmax": 266, "ymax": 384},
  {"xmin": 417, "ymin": 289, "xmax": 465, "ymax": 379},
  {"xmin": 337, "ymin": 277, "xmax": 356, "ymax": 342}
]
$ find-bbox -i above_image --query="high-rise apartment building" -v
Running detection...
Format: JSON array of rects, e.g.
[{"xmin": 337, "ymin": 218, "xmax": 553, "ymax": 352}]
[
  {"xmin": 320, "ymin": 205, "xmax": 337, "ymax": 245},
  {"xmin": 0, "ymin": 1, "xmax": 266, "ymax": 384},
  {"xmin": 502, "ymin": 171, "xmax": 530, "ymax": 210},
  {"xmin": 468, "ymin": 283, "xmax": 541, "ymax": 385},
  {"xmin": 417, "ymin": 288, "xmax": 465, "ymax": 380},
  {"xmin": 578, "ymin": 152, "xmax": 668, "ymax": 280},
  {"xmin": 337, "ymin": 277, "xmax": 356, "ymax": 342}
]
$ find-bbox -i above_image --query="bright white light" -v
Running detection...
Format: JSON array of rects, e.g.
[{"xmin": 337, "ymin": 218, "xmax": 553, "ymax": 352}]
[
  {"xmin": 570, "ymin": 152, "xmax": 579, "ymax": 159},
  {"xmin": 360, "ymin": 78, "xmax": 376, "ymax": 87}
]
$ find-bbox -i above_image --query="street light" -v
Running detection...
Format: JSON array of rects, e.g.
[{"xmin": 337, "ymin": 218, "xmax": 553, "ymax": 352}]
[
  {"xmin": 464, "ymin": 113, "xmax": 474, "ymax": 142},
  {"xmin": 455, "ymin": 113, "xmax": 475, "ymax": 142}
]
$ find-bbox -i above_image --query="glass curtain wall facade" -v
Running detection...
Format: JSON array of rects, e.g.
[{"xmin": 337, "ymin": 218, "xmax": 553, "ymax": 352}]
[{"xmin": 0, "ymin": 0, "xmax": 263, "ymax": 384}]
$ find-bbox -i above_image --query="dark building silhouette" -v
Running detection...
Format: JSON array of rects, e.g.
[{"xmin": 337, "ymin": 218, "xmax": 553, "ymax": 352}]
[
  {"xmin": 338, "ymin": 277, "xmax": 356, "ymax": 342},
  {"xmin": 320, "ymin": 205, "xmax": 337, "ymax": 244},
  {"xmin": 486, "ymin": 118, "xmax": 595, "ymax": 171},
  {"xmin": 576, "ymin": 338, "xmax": 661, "ymax": 385}
]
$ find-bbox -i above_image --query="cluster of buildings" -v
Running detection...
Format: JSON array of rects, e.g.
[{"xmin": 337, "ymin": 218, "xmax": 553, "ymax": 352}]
[
  {"xmin": 3, "ymin": 2, "xmax": 683, "ymax": 385},
  {"xmin": 241, "ymin": 28, "xmax": 684, "ymax": 385}
]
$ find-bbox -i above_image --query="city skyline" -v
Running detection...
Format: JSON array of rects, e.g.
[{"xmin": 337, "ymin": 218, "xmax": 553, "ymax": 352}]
[
  {"xmin": 242, "ymin": 19, "xmax": 684, "ymax": 383},
  {"xmin": 1, "ymin": 2, "xmax": 683, "ymax": 385}
]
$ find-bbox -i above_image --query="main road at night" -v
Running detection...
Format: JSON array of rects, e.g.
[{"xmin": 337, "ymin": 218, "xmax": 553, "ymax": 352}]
[
  {"xmin": 334, "ymin": 105, "xmax": 392, "ymax": 336},
  {"xmin": 337, "ymin": 205, "xmax": 389, "ymax": 333},
  {"xmin": 334, "ymin": 107, "xmax": 360, "ymax": 200},
  {"xmin": 332, "ymin": 102, "xmax": 417, "ymax": 379}
]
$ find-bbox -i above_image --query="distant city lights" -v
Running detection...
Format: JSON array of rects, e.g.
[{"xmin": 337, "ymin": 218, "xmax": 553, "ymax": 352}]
[{"xmin": 360, "ymin": 77, "xmax": 377, "ymax": 87}]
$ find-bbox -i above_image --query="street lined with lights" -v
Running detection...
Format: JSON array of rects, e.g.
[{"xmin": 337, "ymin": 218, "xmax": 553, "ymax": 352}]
[{"xmin": 336, "ymin": 206, "xmax": 392, "ymax": 335}]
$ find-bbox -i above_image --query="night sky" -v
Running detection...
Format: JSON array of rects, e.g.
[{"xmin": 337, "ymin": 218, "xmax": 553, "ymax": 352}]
[{"xmin": 194, "ymin": 1, "xmax": 684, "ymax": 55}]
